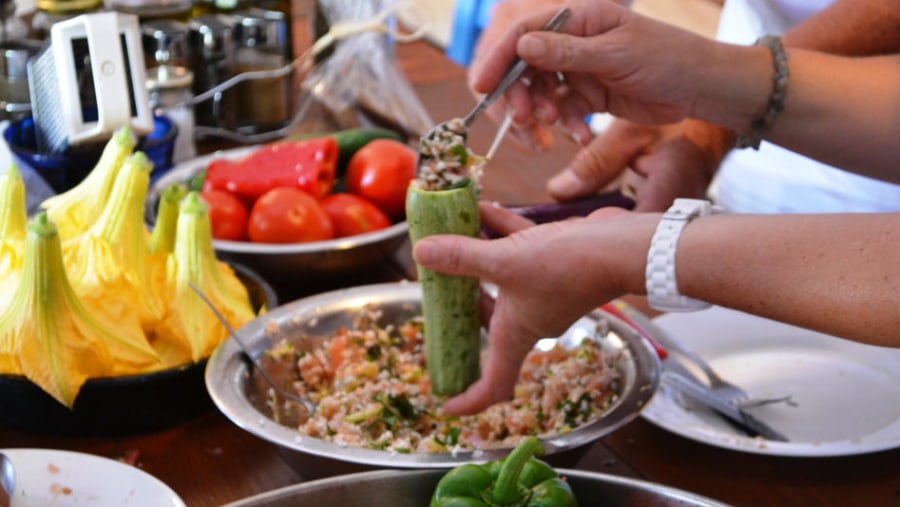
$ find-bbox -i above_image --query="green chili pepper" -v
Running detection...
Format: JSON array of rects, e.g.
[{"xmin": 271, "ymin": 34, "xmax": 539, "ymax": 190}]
[{"xmin": 430, "ymin": 437, "xmax": 578, "ymax": 507}]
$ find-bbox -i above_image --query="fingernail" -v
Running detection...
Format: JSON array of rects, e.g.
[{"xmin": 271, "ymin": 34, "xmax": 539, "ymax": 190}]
[
  {"xmin": 519, "ymin": 34, "xmax": 547, "ymax": 58},
  {"xmin": 547, "ymin": 169, "xmax": 582, "ymax": 196}
]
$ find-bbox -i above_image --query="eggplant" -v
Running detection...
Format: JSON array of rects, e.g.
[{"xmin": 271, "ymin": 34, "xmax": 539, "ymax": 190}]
[{"xmin": 482, "ymin": 190, "xmax": 636, "ymax": 238}]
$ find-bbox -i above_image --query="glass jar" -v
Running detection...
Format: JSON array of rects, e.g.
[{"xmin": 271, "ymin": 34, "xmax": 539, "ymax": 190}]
[
  {"xmin": 146, "ymin": 64, "xmax": 195, "ymax": 162},
  {"xmin": 141, "ymin": 19, "xmax": 189, "ymax": 68},
  {"xmin": 187, "ymin": 13, "xmax": 236, "ymax": 131},
  {"xmin": 231, "ymin": 8, "xmax": 290, "ymax": 133},
  {"xmin": 0, "ymin": 39, "xmax": 42, "ymax": 121}
]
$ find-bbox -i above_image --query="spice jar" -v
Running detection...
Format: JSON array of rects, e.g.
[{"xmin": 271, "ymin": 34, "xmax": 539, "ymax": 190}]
[
  {"xmin": 0, "ymin": 39, "xmax": 42, "ymax": 121},
  {"xmin": 187, "ymin": 13, "xmax": 236, "ymax": 132},
  {"xmin": 141, "ymin": 19, "xmax": 189, "ymax": 69},
  {"xmin": 231, "ymin": 8, "xmax": 290, "ymax": 133},
  {"xmin": 146, "ymin": 64, "xmax": 195, "ymax": 162}
]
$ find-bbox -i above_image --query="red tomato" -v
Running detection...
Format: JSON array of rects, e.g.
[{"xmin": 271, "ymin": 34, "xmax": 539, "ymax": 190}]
[
  {"xmin": 200, "ymin": 189, "xmax": 248, "ymax": 241},
  {"xmin": 320, "ymin": 193, "xmax": 391, "ymax": 238},
  {"xmin": 345, "ymin": 139, "xmax": 417, "ymax": 220},
  {"xmin": 248, "ymin": 187, "xmax": 334, "ymax": 243}
]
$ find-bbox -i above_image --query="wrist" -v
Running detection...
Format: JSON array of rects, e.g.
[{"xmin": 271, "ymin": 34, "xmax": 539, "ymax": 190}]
[{"xmin": 693, "ymin": 43, "xmax": 774, "ymax": 134}]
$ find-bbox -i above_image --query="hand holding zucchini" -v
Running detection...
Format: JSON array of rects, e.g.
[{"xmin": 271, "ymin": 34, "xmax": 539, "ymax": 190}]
[{"xmin": 407, "ymin": 119, "xmax": 486, "ymax": 396}]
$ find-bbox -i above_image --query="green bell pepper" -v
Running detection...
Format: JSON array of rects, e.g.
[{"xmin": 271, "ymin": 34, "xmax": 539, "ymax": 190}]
[{"xmin": 430, "ymin": 437, "xmax": 578, "ymax": 507}]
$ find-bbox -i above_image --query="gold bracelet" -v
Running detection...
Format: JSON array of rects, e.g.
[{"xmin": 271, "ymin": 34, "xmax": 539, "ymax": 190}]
[{"xmin": 735, "ymin": 35, "xmax": 789, "ymax": 150}]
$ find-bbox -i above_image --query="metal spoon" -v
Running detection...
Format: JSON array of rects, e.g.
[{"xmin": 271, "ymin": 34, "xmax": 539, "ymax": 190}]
[
  {"xmin": 188, "ymin": 283, "xmax": 316, "ymax": 424},
  {"xmin": 417, "ymin": 8, "xmax": 571, "ymax": 166},
  {"xmin": 0, "ymin": 452, "xmax": 15, "ymax": 507}
]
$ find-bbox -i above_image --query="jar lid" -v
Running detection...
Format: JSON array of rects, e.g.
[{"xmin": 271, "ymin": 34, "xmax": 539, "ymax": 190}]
[
  {"xmin": 146, "ymin": 64, "xmax": 193, "ymax": 90},
  {"xmin": 35, "ymin": 0, "xmax": 102, "ymax": 13}
]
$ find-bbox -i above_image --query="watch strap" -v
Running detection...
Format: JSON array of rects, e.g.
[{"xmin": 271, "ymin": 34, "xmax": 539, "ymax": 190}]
[{"xmin": 645, "ymin": 199, "xmax": 714, "ymax": 312}]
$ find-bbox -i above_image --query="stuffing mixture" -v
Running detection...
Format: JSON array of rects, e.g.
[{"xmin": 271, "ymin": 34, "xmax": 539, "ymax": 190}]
[
  {"xmin": 264, "ymin": 308, "xmax": 621, "ymax": 454},
  {"xmin": 414, "ymin": 118, "xmax": 486, "ymax": 191}
]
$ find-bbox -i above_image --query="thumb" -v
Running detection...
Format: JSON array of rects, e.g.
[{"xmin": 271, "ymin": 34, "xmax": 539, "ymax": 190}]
[
  {"xmin": 412, "ymin": 235, "xmax": 497, "ymax": 280},
  {"xmin": 547, "ymin": 121, "xmax": 648, "ymax": 200}
]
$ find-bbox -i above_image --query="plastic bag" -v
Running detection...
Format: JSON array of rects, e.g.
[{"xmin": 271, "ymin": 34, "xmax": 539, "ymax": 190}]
[{"xmin": 294, "ymin": 0, "xmax": 434, "ymax": 140}]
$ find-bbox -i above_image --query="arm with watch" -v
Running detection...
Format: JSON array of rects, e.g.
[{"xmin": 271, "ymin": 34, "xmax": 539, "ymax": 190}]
[{"xmin": 414, "ymin": 200, "xmax": 900, "ymax": 416}]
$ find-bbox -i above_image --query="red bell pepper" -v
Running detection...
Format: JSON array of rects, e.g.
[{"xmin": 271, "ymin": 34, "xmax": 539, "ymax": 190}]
[{"xmin": 203, "ymin": 138, "xmax": 338, "ymax": 206}]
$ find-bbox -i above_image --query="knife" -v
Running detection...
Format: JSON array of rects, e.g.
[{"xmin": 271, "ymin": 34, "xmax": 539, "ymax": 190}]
[{"xmin": 662, "ymin": 369, "xmax": 789, "ymax": 442}]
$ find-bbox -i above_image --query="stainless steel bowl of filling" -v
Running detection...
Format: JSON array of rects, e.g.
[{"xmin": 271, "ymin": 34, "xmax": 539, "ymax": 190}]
[{"xmin": 205, "ymin": 281, "xmax": 661, "ymax": 479}]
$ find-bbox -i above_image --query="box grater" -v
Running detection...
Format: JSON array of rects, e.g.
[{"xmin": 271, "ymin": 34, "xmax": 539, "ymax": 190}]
[{"xmin": 27, "ymin": 12, "xmax": 153, "ymax": 155}]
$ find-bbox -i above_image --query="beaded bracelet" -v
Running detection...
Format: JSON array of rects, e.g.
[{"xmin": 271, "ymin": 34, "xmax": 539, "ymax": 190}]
[{"xmin": 735, "ymin": 35, "xmax": 789, "ymax": 150}]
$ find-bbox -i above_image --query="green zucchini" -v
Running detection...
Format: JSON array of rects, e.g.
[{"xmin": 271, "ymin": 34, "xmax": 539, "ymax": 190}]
[
  {"xmin": 286, "ymin": 127, "xmax": 405, "ymax": 172},
  {"xmin": 406, "ymin": 180, "xmax": 481, "ymax": 396}
]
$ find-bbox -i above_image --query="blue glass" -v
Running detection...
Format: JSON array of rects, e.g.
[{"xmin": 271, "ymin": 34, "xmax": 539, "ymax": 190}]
[{"xmin": 4, "ymin": 114, "xmax": 177, "ymax": 194}]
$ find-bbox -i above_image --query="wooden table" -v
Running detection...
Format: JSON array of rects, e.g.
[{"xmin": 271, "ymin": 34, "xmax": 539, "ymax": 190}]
[{"xmin": 2, "ymin": 34, "xmax": 898, "ymax": 507}]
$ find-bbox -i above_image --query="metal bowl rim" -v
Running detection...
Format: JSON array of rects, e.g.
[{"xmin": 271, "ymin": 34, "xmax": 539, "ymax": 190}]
[
  {"xmin": 206, "ymin": 281, "xmax": 661, "ymax": 469},
  {"xmin": 223, "ymin": 468, "xmax": 730, "ymax": 507}
]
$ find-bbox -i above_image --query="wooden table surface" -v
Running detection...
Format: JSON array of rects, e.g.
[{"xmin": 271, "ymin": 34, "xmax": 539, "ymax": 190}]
[{"xmin": 2, "ymin": 33, "xmax": 898, "ymax": 507}]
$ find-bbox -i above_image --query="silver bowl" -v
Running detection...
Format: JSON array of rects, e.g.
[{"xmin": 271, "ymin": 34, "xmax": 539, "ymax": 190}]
[
  {"xmin": 206, "ymin": 281, "xmax": 661, "ymax": 479},
  {"xmin": 146, "ymin": 147, "xmax": 410, "ymax": 285},
  {"xmin": 222, "ymin": 468, "xmax": 728, "ymax": 507}
]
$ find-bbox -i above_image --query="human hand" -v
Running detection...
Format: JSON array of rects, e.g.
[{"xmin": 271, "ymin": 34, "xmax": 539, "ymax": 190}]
[
  {"xmin": 412, "ymin": 203, "xmax": 656, "ymax": 415},
  {"xmin": 469, "ymin": 0, "xmax": 635, "ymax": 151},
  {"xmin": 469, "ymin": 0, "xmax": 570, "ymax": 151},
  {"xmin": 547, "ymin": 119, "xmax": 729, "ymax": 211},
  {"xmin": 470, "ymin": 1, "xmax": 717, "ymax": 144}
]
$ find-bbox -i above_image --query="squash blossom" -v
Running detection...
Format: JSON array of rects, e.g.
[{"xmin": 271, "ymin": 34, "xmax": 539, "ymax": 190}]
[
  {"xmin": 0, "ymin": 213, "xmax": 160, "ymax": 407},
  {"xmin": 41, "ymin": 126, "xmax": 136, "ymax": 240},
  {"xmin": 63, "ymin": 152, "xmax": 166, "ymax": 349},
  {"xmin": 0, "ymin": 164, "xmax": 27, "ymax": 373},
  {"xmin": 153, "ymin": 191, "xmax": 255, "ymax": 365}
]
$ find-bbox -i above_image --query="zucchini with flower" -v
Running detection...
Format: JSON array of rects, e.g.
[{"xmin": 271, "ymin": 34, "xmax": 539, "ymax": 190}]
[
  {"xmin": 153, "ymin": 191, "xmax": 256, "ymax": 365},
  {"xmin": 0, "ymin": 164, "xmax": 27, "ymax": 313},
  {"xmin": 41, "ymin": 126, "xmax": 137, "ymax": 239},
  {"xmin": 0, "ymin": 213, "xmax": 161, "ymax": 407},
  {"xmin": 406, "ymin": 119, "xmax": 486, "ymax": 396}
]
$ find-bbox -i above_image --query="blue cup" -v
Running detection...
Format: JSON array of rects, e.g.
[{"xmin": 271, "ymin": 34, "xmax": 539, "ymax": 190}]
[{"xmin": 4, "ymin": 114, "xmax": 177, "ymax": 194}]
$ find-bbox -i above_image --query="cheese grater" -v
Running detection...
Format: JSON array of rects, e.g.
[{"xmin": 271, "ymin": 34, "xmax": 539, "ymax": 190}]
[{"xmin": 27, "ymin": 12, "xmax": 153, "ymax": 155}]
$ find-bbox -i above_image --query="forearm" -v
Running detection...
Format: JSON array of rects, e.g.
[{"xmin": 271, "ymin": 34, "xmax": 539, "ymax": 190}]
[
  {"xmin": 694, "ymin": 44, "xmax": 900, "ymax": 180},
  {"xmin": 672, "ymin": 212, "xmax": 900, "ymax": 348},
  {"xmin": 782, "ymin": 0, "xmax": 900, "ymax": 55}
]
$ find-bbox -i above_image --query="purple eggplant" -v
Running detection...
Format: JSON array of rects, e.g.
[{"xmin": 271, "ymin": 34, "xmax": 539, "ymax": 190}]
[{"xmin": 482, "ymin": 190, "xmax": 635, "ymax": 238}]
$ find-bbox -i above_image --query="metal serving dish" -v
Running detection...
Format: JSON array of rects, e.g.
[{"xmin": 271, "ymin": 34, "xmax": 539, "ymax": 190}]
[
  {"xmin": 222, "ymin": 468, "xmax": 729, "ymax": 507},
  {"xmin": 206, "ymin": 281, "xmax": 661, "ymax": 479},
  {"xmin": 146, "ymin": 147, "xmax": 409, "ymax": 286}
]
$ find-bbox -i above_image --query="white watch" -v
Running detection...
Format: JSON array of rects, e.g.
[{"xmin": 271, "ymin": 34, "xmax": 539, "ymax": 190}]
[{"xmin": 645, "ymin": 199, "xmax": 717, "ymax": 312}]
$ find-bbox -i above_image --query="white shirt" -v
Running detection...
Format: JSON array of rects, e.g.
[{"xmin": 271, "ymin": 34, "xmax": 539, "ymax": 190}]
[{"xmin": 712, "ymin": 0, "xmax": 900, "ymax": 213}]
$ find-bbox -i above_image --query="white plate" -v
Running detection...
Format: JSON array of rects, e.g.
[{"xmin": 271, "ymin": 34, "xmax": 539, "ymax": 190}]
[
  {"xmin": 641, "ymin": 306, "xmax": 900, "ymax": 457},
  {"xmin": 1, "ymin": 448, "xmax": 186, "ymax": 507}
]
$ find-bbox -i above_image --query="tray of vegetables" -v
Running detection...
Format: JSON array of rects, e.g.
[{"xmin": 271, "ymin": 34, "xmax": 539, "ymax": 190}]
[{"xmin": 146, "ymin": 128, "xmax": 416, "ymax": 285}]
